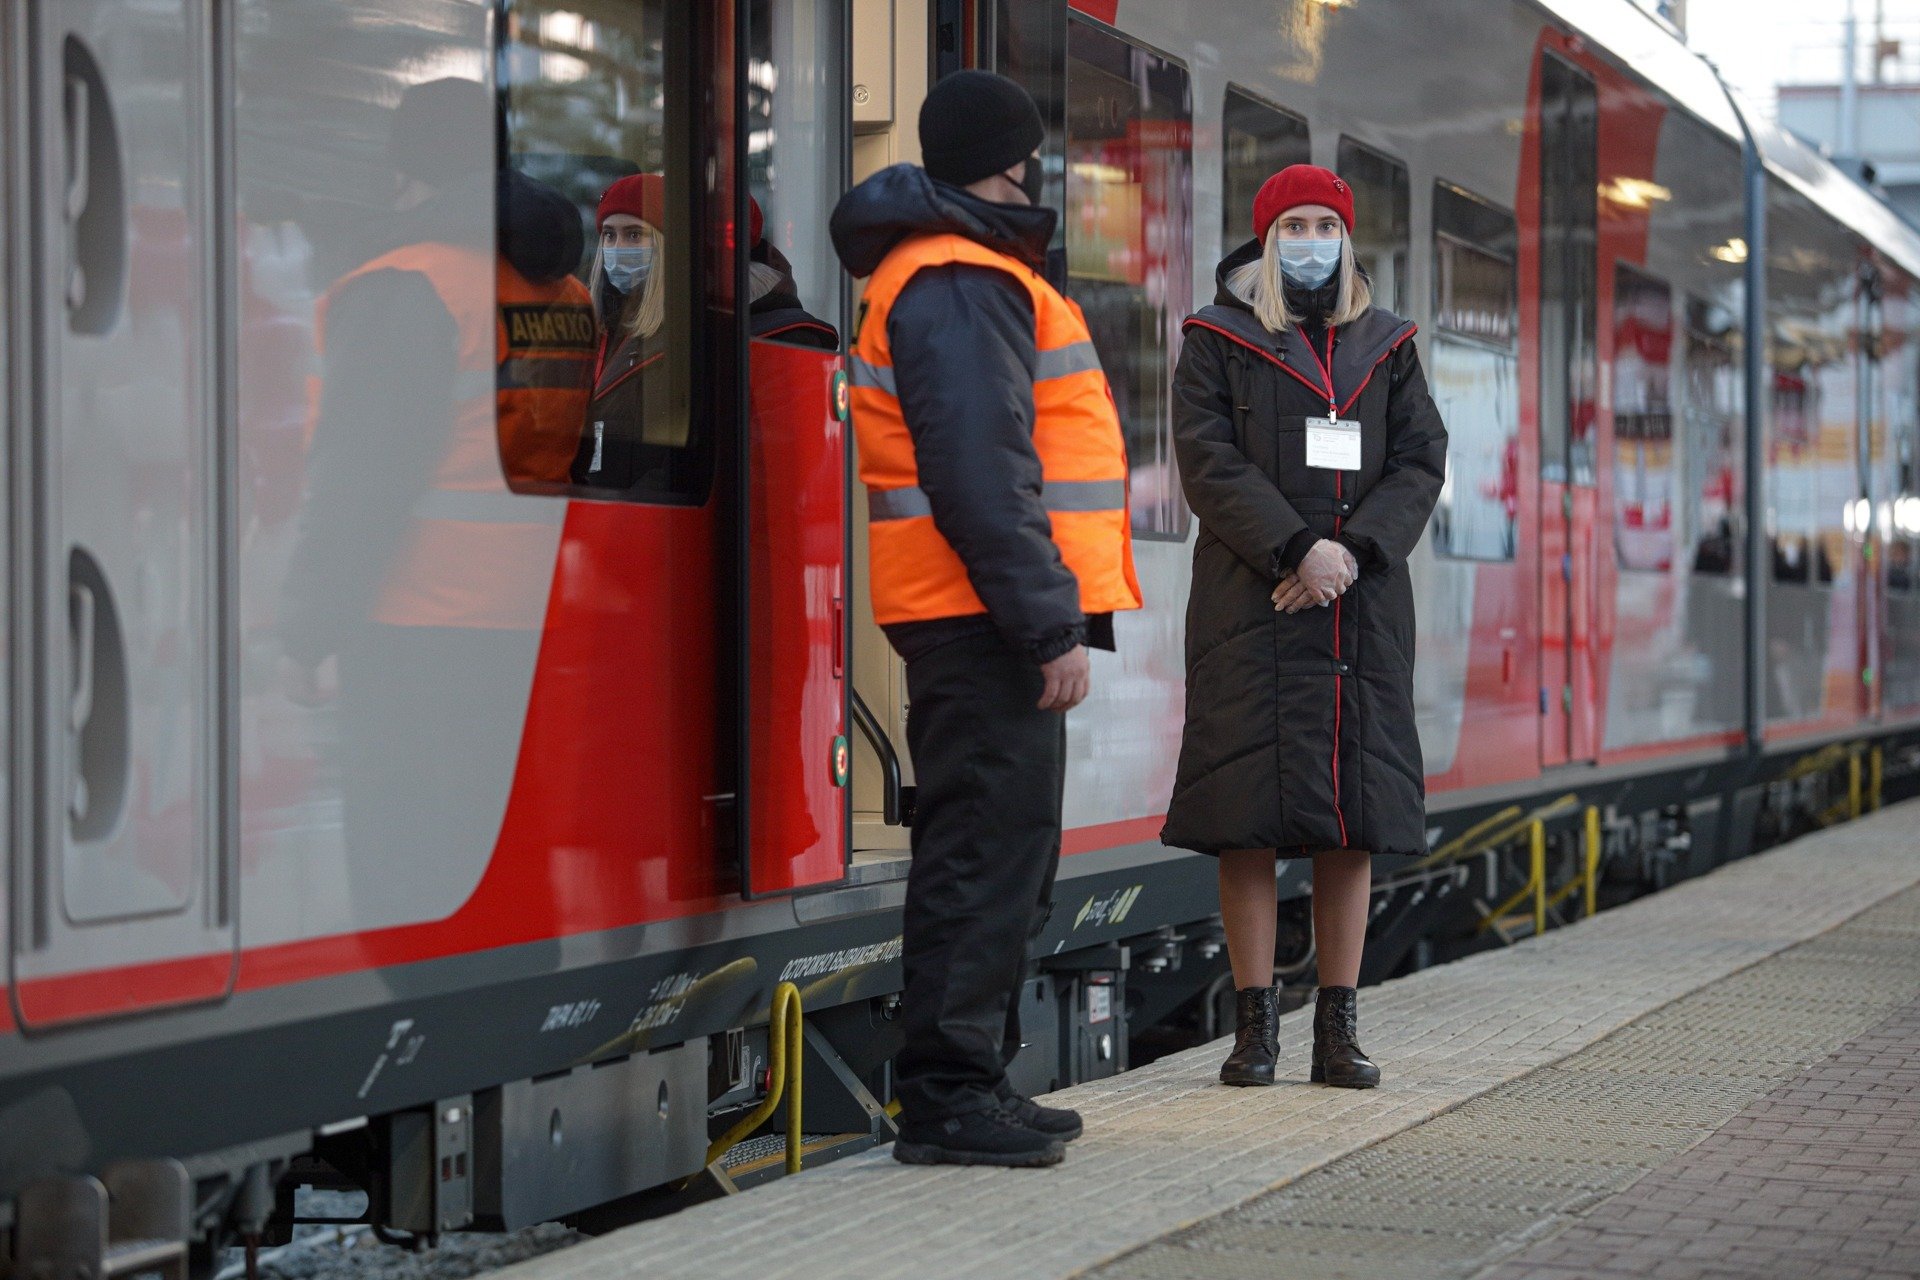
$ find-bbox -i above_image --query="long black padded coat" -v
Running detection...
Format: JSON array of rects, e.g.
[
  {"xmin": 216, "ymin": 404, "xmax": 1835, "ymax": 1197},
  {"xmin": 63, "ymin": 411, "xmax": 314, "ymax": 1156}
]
[{"xmin": 1160, "ymin": 244, "xmax": 1448, "ymax": 858}]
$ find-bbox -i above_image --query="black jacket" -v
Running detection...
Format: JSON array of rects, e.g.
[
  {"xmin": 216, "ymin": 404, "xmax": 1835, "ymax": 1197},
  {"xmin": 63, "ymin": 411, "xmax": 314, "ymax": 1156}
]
[
  {"xmin": 1161, "ymin": 239, "xmax": 1447, "ymax": 857},
  {"xmin": 750, "ymin": 239, "xmax": 840, "ymax": 350},
  {"xmin": 830, "ymin": 164, "xmax": 1099, "ymax": 664}
]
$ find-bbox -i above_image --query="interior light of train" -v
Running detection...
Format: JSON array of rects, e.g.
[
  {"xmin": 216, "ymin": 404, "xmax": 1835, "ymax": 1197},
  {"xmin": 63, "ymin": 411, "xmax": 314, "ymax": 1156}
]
[
  {"xmin": 1842, "ymin": 497, "xmax": 1874, "ymax": 536},
  {"xmin": 1894, "ymin": 495, "xmax": 1920, "ymax": 535},
  {"xmin": 1600, "ymin": 177, "xmax": 1673, "ymax": 209},
  {"xmin": 1709, "ymin": 237, "xmax": 1749, "ymax": 263}
]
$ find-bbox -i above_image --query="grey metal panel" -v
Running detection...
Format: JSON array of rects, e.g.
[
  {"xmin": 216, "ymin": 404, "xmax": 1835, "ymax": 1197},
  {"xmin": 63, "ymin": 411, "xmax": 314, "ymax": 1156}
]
[{"xmin": 474, "ymin": 1040, "xmax": 711, "ymax": 1230}]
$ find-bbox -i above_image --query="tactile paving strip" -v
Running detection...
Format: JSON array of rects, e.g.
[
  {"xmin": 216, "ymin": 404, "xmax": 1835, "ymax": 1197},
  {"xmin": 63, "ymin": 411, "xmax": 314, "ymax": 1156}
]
[{"xmin": 1086, "ymin": 887, "xmax": 1920, "ymax": 1280}]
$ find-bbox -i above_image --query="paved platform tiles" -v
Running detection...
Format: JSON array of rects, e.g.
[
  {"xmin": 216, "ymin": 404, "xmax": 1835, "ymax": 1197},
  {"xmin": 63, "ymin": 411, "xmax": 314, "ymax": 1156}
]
[
  {"xmin": 1093, "ymin": 879, "xmax": 1920, "ymax": 1280},
  {"xmin": 487, "ymin": 801, "xmax": 1920, "ymax": 1280},
  {"xmin": 1484, "ymin": 996, "xmax": 1920, "ymax": 1280}
]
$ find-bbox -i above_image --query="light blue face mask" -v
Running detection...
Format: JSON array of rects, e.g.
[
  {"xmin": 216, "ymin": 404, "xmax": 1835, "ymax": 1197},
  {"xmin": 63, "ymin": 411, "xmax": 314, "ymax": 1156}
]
[
  {"xmin": 1278, "ymin": 237, "xmax": 1342, "ymax": 290},
  {"xmin": 604, "ymin": 244, "xmax": 655, "ymax": 294}
]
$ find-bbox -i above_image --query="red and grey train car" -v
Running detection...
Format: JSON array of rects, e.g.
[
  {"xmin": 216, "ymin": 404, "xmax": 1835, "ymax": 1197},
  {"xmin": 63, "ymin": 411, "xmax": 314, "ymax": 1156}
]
[{"xmin": 4, "ymin": 0, "xmax": 1920, "ymax": 1268}]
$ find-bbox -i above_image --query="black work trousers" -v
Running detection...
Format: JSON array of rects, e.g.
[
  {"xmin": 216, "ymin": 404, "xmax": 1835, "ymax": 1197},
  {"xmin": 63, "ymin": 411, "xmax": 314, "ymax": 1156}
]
[{"xmin": 895, "ymin": 629, "xmax": 1066, "ymax": 1121}]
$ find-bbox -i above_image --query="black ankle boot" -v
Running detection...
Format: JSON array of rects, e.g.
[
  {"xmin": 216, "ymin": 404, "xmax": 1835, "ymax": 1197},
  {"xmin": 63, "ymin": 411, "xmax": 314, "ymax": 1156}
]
[
  {"xmin": 1311, "ymin": 985, "xmax": 1380, "ymax": 1088},
  {"xmin": 1219, "ymin": 986, "xmax": 1279, "ymax": 1086}
]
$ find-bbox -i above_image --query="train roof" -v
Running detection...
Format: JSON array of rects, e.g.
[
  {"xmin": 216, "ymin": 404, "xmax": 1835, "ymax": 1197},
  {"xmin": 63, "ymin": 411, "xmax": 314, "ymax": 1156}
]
[{"xmin": 1537, "ymin": 0, "xmax": 1920, "ymax": 279}]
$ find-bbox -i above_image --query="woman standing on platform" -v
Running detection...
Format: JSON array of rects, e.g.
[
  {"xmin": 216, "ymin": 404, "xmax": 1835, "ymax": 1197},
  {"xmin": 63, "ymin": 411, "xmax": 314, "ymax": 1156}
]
[{"xmin": 1162, "ymin": 165, "xmax": 1447, "ymax": 1090}]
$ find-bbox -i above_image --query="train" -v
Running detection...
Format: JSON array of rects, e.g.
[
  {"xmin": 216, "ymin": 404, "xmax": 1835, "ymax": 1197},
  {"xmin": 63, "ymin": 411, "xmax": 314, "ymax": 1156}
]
[{"xmin": 5, "ymin": 0, "xmax": 1920, "ymax": 1272}]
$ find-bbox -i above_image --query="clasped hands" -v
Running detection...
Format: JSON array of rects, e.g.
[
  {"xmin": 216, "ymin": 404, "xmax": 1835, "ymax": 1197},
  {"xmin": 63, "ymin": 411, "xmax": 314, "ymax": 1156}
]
[{"xmin": 1273, "ymin": 538, "xmax": 1360, "ymax": 614}]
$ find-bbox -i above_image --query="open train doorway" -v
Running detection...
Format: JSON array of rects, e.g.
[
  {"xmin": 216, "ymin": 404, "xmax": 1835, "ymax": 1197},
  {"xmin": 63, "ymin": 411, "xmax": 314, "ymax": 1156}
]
[{"xmin": 844, "ymin": 0, "xmax": 938, "ymax": 869}]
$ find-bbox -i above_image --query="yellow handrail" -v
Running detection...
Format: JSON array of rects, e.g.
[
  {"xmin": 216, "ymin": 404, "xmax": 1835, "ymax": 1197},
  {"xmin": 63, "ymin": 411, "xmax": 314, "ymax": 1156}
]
[
  {"xmin": 1584, "ymin": 805, "xmax": 1601, "ymax": 919},
  {"xmin": 1530, "ymin": 819, "xmax": 1547, "ymax": 937},
  {"xmin": 1849, "ymin": 751, "xmax": 1863, "ymax": 820},
  {"xmin": 1871, "ymin": 746, "xmax": 1884, "ymax": 812},
  {"xmin": 705, "ymin": 982, "xmax": 804, "ymax": 1175},
  {"xmin": 1477, "ymin": 818, "xmax": 1549, "ymax": 938}
]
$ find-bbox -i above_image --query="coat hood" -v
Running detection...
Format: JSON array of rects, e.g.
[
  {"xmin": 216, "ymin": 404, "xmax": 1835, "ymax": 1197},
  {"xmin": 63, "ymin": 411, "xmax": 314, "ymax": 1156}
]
[
  {"xmin": 750, "ymin": 237, "xmax": 807, "ymax": 314},
  {"xmin": 830, "ymin": 164, "xmax": 1057, "ymax": 279},
  {"xmin": 1211, "ymin": 236, "xmax": 1341, "ymax": 321}
]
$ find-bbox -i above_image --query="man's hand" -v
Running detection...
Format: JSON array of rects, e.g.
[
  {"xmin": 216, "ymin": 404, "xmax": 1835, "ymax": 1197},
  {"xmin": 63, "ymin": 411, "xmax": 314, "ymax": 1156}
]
[
  {"xmin": 1038, "ymin": 644, "xmax": 1091, "ymax": 711},
  {"xmin": 1273, "ymin": 539, "xmax": 1357, "ymax": 614}
]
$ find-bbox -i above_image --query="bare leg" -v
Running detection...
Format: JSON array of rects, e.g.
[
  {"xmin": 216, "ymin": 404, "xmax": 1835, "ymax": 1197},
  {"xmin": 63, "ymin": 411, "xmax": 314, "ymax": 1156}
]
[
  {"xmin": 1219, "ymin": 848, "xmax": 1279, "ymax": 990},
  {"xmin": 1311, "ymin": 849, "xmax": 1372, "ymax": 988}
]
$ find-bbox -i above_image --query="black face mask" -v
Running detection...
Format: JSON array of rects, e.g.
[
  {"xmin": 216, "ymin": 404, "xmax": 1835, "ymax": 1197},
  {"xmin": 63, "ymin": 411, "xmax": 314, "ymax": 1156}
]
[{"xmin": 1018, "ymin": 156, "xmax": 1046, "ymax": 207}]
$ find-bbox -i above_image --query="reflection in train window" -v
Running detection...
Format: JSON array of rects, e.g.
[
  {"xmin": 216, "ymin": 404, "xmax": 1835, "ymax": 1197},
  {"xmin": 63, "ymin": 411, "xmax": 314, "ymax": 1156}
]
[
  {"xmin": 1612, "ymin": 265, "xmax": 1675, "ymax": 573},
  {"xmin": 500, "ymin": 0, "xmax": 705, "ymax": 503},
  {"xmin": 1221, "ymin": 88, "xmax": 1309, "ymax": 252},
  {"xmin": 1337, "ymin": 139, "xmax": 1409, "ymax": 314},
  {"xmin": 1684, "ymin": 298, "xmax": 1742, "ymax": 576},
  {"xmin": 1065, "ymin": 19, "xmax": 1193, "ymax": 540},
  {"xmin": 745, "ymin": 0, "xmax": 845, "ymax": 351},
  {"xmin": 1429, "ymin": 182, "xmax": 1518, "ymax": 561}
]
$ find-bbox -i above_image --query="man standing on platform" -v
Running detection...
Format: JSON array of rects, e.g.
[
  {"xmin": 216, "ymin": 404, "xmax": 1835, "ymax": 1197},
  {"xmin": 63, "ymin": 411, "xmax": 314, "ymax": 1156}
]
[{"xmin": 830, "ymin": 70, "xmax": 1143, "ymax": 1168}]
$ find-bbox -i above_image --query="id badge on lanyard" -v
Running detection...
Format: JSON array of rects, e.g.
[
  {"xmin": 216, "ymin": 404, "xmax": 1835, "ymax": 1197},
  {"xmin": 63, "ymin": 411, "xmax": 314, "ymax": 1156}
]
[
  {"xmin": 1307, "ymin": 408, "xmax": 1363, "ymax": 471},
  {"xmin": 1302, "ymin": 331, "xmax": 1361, "ymax": 471}
]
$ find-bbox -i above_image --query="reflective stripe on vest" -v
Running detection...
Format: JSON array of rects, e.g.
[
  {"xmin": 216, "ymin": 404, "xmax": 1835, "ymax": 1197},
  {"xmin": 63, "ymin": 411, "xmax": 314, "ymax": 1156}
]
[
  {"xmin": 315, "ymin": 243, "xmax": 586, "ymax": 630},
  {"xmin": 849, "ymin": 232, "xmax": 1142, "ymax": 626}
]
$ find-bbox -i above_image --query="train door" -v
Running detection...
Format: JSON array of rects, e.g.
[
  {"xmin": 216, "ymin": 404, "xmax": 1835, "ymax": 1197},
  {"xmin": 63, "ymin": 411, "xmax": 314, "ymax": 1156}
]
[
  {"xmin": 1536, "ymin": 52, "xmax": 1600, "ymax": 767},
  {"xmin": 739, "ymin": 0, "xmax": 854, "ymax": 896},
  {"xmin": 9, "ymin": 0, "xmax": 237, "ymax": 1026}
]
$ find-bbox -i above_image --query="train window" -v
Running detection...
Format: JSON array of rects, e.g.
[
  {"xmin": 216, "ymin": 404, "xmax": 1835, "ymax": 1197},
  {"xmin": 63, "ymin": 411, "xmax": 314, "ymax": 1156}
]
[
  {"xmin": 1221, "ymin": 88, "xmax": 1309, "ymax": 251},
  {"xmin": 1684, "ymin": 298, "xmax": 1742, "ymax": 576},
  {"xmin": 1064, "ymin": 19, "xmax": 1193, "ymax": 539},
  {"xmin": 745, "ymin": 0, "xmax": 847, "ymax": 350},
  {"xmin": 500, "ymin": 0, "xmax": 705, "ymax": 502},
  {"xmin": 1612, "ymin": 265, "xmax": 1676, "ymax": 573},
  {"xmin": 1336, "ymin": 139, "xmax": 1409, "ymax": 314},
  {"xmin": 1429, "ymin": 182, "xmax": 1519, "ymax": 561}
]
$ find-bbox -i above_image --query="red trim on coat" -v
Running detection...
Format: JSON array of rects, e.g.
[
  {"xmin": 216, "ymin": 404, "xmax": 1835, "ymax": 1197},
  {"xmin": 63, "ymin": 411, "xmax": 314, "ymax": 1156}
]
[{"xmin": 1333, "ymin": 470, "xmax": 1350, "ymax": 848}]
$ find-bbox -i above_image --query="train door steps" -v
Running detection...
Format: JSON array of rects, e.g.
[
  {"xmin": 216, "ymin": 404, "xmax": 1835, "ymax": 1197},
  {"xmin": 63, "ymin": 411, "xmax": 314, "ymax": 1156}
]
[{"xmin": 486, "ymin": 802, "xmax": 1920, "ymax": 1280}]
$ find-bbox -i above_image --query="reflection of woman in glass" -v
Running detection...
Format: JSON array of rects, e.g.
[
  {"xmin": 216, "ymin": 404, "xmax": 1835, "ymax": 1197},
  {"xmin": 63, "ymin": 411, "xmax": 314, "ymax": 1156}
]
[{"xmin": 575, "ymin": 174, "xmax": 668, "ymax": 487}]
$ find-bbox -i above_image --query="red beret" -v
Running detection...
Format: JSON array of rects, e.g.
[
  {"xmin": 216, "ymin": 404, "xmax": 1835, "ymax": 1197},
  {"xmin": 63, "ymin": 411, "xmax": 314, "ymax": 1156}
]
[
  {"xmin": 1253, "ymin": 164, "xmax": 1354, "ymax": 242},
  {"xmin": 597, "ymin": 173, "xmax": 665, "ymax": 229}
]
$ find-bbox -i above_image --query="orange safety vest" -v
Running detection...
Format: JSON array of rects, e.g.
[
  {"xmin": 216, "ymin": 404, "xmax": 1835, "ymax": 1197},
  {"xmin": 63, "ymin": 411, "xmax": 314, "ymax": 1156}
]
[
  {"xmin": 315, "ymin": 242, "xmax": 594, "ymax": 629},
  {"xmin": 849, "ymin": 233, "xmax": 1142, "ymax": 627}
]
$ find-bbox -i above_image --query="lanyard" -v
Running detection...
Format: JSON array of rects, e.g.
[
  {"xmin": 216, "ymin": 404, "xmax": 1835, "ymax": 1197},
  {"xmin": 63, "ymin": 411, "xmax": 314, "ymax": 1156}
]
[{"xmin": 1298, "ymin": 325, "xmax": 1340, "ymax": 423}]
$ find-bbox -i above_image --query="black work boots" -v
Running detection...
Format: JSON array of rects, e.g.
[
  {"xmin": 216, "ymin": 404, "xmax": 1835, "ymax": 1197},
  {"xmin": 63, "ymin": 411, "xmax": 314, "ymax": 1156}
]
[
  {"xmin": 1311, "ymin": 984, "xmax": 1381, "ymax": 1089},
  {"xmin": 893, "ymin": 1103, "xmax": 1067, "ymax": 1168},
  {"xmin": 1219, "ymin": 985, "xmax": 1280, "ymax": 1085}
]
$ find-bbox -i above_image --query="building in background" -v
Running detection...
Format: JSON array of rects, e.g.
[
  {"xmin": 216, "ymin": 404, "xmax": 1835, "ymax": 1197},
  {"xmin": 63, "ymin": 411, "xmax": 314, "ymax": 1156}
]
[{"xmin": 1779, "ymin": 82, "xmax": 1920, "ymax": 227}]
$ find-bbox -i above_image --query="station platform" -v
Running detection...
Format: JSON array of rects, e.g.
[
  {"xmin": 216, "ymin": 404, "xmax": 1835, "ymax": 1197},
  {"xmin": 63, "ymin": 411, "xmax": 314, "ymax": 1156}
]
[{"xmin": 492, "ymin": 802, "xmax": 1920, "ymax": 1280}]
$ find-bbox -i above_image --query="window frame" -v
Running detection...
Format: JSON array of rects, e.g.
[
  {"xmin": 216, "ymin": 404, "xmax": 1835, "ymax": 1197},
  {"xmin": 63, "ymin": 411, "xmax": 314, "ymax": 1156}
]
[
  {"xmin": 1336, "ymin": 136, "xmax": 1410, "ymax": 316},
  {"xmin": 1610, "ymin": 261, "xmax": 1678, "ymax": 575},
  {"xmin": 1429, "ymin": 179, "xmax": 1521, "ymax": 563},
  {"xmin": 494, "ymin": 0, "xmax": 720, "ymax": 508},
  {"xmin": 1220, "ymin": 85, "xmax": 1310, "ymax": 254},
  {"xmin": 1061, "ymin": 12, "xmax": 1194, "ymax": 543}
]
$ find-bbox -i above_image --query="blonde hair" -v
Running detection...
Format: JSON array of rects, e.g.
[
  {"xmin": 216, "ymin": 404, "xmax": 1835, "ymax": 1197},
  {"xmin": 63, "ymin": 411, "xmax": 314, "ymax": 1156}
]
[
  {"xmin": 589, "ymin": 221, "xmax": 666, "ymax": 342},
  {"xmin": 1225, "ymin": 223, "xmax": 1372, "ymax": 334}
]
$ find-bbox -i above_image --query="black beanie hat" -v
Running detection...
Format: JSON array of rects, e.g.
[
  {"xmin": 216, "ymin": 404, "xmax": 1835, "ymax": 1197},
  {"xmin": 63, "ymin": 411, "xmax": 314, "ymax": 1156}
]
[{"xmin": 919, "ymin": 70, "xmax": 1045, "ymax": 187}]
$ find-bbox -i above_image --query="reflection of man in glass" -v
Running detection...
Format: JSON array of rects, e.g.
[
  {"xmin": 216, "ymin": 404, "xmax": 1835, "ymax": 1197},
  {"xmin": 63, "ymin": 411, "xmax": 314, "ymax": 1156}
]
[
  {"xmin": 280, "ymin": 78, "xmax": 570, "ymax": 919},
  {"xmin": 576, "ymin": 175, "xmax": 668, "ymax": 488}
]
